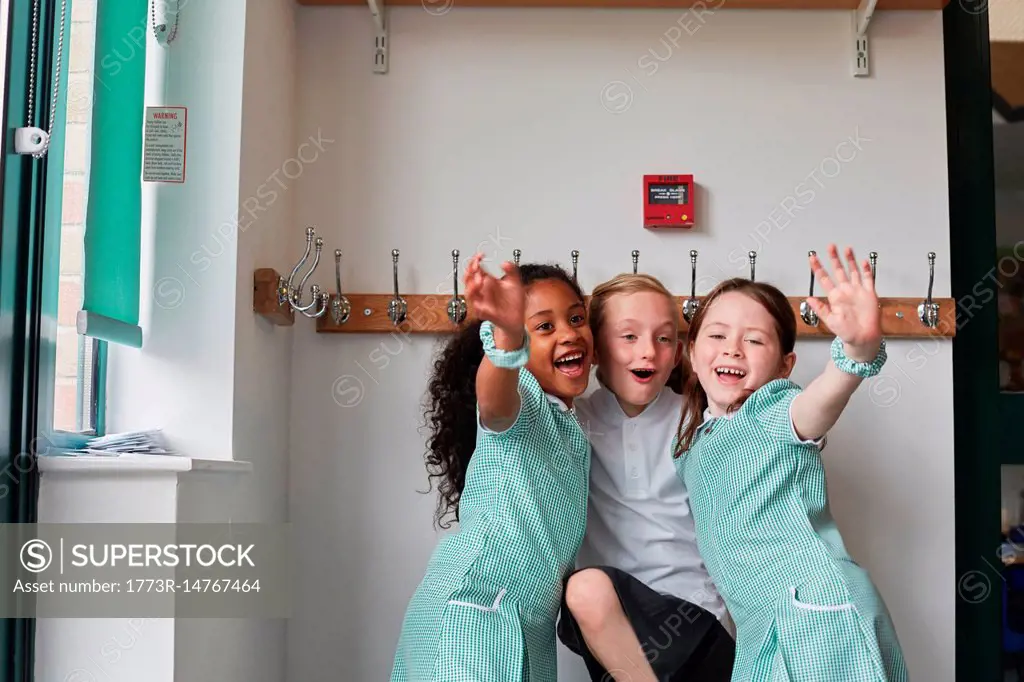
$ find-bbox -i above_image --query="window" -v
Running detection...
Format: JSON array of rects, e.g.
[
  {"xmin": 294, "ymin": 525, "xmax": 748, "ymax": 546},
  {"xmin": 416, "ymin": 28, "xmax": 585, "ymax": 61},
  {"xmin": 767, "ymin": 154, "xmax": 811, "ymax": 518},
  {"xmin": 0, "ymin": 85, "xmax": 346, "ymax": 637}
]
[{"xmin": 53, "ymin": 0, "xmax": 102, "ymax": 434}]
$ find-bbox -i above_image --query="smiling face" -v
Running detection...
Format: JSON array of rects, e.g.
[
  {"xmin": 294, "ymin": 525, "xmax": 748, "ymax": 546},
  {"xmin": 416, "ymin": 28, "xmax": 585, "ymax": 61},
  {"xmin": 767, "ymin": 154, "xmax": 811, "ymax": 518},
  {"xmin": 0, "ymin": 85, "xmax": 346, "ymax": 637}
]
[
  {"xmin": 523, "ymin": 279, "xmax": 594, "ymax": 406},
  {"xmin": 594, "ymin": 291, "xmax": 680, "ymax": 417},
  {"xmin": 690, "ymin": 290, "xmax": 795, "ymax": 416}
]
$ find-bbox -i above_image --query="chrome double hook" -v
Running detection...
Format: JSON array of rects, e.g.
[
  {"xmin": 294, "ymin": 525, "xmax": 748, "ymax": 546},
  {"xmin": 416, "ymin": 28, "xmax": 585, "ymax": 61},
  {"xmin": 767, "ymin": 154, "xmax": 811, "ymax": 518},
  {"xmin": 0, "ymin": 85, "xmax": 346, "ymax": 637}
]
[
  {"xmin": 748, "ymin": 251, "xmax": 757, "ymax": 282},
  {"xmin": 683, "ymin": 250, "xmax": 700, "ymax": 323},
  {"xmin": 278, "ymin": 226, "xmax": 329, "ymax": 319},
  {"xmin": 801, "ymin": 250, "xmax": 880, "ymax": 327},
  {"xmin": 918, "ymin": 252, "xmax": 939, "ymax": 328},
  {"xmin": 800, "ymin": 250, "xmax": 819, "ymax": 327},
  {"xmin": 513, "ymin": 249, "xmax": 521, "ymax": 268},
  {"xmin": 331, "ymin": 250, "xmax": 352, "ymax": 325},
  {"xmin": 632, "ymin": 250, "xmax": 639, "ymax": 274},
  {"xmin": 448, "ymin": 250, "xmax": 467, "ymax": 325},
  {"xmin": 388, "ymin": 249, "xmax": 407, "ymax": 326},
  {"xmin": 571, "ymin": 250, "xmax": 580, "ymax": 285}
]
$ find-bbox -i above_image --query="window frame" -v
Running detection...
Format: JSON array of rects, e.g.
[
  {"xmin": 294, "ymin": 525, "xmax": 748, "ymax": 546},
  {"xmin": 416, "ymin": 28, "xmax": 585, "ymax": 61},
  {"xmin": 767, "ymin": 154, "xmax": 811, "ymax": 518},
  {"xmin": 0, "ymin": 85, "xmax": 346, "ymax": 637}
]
[
  {"xmin": 0, "ymin": 0, "xmax": 59, "ymax": 678},
  {"xmin": 944, "ymin": 3, "xmax": 1002, "ymax": 680},
  {"xmin": 44, "ymin": 0, "xmax": 106, "ymax": 444}
]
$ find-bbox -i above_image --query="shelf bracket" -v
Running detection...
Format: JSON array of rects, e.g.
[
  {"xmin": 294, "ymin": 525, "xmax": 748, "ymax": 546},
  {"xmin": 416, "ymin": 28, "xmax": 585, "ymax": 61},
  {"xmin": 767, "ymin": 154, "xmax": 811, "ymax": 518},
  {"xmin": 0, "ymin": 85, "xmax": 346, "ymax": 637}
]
[
  {"xmin": 368, "ymin": 0, "xmax": 388, "ymax": 74},
  {"xmin": 852, "ymin": 0, "xmax": 878, "ymax": 77}
]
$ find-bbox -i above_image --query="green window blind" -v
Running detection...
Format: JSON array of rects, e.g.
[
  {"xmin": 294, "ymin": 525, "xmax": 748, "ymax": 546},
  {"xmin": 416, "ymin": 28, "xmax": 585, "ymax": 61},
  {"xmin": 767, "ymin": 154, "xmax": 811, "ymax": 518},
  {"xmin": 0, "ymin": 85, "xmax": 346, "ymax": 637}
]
[{"xmin": 76, "ymin": 0, "xmax": 148, "ymax": 348}]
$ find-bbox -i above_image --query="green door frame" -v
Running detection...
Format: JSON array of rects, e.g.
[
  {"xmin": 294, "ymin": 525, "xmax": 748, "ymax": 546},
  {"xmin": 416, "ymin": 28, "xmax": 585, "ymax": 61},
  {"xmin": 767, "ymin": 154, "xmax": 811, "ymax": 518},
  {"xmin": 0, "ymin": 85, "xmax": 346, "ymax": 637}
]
[
  {"xmin": 944, "ymin": 3, "xmax": 1002, "ymax": 680},
  {"xmin": 0, "ymin": 0, "xmax": 60, "ymax": 679}
]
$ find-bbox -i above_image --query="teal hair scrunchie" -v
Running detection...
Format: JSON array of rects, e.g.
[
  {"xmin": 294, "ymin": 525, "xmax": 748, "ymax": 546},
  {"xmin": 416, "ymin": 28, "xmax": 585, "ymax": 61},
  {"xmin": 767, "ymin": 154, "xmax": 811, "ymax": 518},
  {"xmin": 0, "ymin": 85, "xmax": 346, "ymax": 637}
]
[
  {"xmin": 830, "ymin": 336, "xmax": 887, "ymax": 378},
  {"xmin": 479, "ymin": 320, "xmax": 530, "ymax": 369}
]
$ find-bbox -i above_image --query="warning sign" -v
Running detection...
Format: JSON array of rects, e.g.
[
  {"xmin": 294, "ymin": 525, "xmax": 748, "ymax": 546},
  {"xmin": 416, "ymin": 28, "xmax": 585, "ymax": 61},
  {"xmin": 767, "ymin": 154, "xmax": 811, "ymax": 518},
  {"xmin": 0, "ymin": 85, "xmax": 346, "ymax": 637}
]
[{"xmin": 143, "ymin": 106, "xmax": 187, "ymax": 183}]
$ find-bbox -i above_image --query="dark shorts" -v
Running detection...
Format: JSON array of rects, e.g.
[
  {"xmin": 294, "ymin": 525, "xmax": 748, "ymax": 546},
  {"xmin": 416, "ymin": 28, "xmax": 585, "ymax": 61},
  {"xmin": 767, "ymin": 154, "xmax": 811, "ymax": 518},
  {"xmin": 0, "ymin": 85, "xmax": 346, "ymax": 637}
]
[{"xmin": 557, "ymin": 566, "xmax": 735, "ymax": 682}]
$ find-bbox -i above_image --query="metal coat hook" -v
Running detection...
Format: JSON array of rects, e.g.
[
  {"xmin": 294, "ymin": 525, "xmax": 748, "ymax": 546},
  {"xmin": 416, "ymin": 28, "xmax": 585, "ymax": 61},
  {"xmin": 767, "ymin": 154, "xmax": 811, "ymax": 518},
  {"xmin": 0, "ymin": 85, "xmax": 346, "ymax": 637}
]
[
  {"xmin": 388, "ymin": 249, "xmax": 408, "ymax": 326},
  {"xmin": 683, "ymin": 250, "xmax": 700, "ymax": 323},
  {"xmin": 800, "ymin": 250, "xmax": 819, "ymax": 327},
  {"xmin": 749, "ymin": 251, "xmax": 757, "ymax": 282},
  {"xmin": 571, "ymin": 250, "xmax": 580, "ymax": 285},
  {"xmin": 278, "ymin": 226, "xmax": 328, "ymax": 318},
  {"xmin": 331, "ymin": 249, "xmax": 351, "ymax": 325},
  {"xmin": 918, "ymin": 252, "xmax": 939, "ymax": 328},
  {"xmin": 302, "ymin": 284, "xmax": 329, "ymax": 319},
  {"xmin": 447, "ymin": 249, "xmax": 467, "ymax": 326},
  {"xmin": 869, "ymin": 252, "xmax": 878, "ymax": 282},
  {"xmin": 296, "ymin": 238, "xmax": 329, "ymax": 319},
  {"xmin": 513, "ymin": 249, "xmax": 521, "ymax": 268},
  {"xmin": 278, "ymin": 226, "xmax": 314, "ymax": 308},
  {"xmin": 632, "ymin": 250, "xmax": 639, "ymax": 274}
]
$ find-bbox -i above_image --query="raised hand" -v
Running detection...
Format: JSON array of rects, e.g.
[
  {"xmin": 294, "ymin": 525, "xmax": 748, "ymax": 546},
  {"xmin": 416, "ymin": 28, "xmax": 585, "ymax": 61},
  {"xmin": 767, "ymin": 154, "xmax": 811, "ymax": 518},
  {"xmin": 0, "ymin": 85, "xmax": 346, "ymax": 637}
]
[
  {"xmin": 463, "ymin": 253, "xmax": 526, "ymax": 338},
  {"xmin": 805, "ymin": 244, "xmax": 882, "ymax": 362}
]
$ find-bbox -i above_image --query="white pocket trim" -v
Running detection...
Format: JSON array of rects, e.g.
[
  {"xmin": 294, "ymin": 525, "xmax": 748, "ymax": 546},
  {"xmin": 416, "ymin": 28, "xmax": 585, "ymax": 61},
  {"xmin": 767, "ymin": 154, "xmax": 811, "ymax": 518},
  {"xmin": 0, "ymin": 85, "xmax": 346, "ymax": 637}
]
[
  {"xmin": 448, "ymin": 588, "xmax": 507, "ymax": 613},
  {"xmin": 789, "ymin": 586, "xmax": 855, "ymax": 613}
]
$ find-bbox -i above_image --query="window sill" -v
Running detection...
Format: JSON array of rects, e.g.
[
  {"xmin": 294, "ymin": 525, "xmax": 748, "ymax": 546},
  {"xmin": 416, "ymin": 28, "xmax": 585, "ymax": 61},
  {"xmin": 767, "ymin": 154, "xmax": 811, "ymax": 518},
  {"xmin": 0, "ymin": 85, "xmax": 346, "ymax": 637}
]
[{"xmin": 38, "ymin": 454, "xmax": 253, "ymax": 475}]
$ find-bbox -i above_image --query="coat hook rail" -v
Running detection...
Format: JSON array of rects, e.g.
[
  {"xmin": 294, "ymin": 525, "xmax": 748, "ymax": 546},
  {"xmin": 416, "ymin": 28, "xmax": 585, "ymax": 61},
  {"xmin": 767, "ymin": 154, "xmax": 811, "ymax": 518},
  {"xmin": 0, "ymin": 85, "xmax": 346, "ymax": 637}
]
[
  {"xmin": 298, "ymin": 292, "xmax": 956, "ymax": 338},
  {"xmin": 254, "ymin": 268, "xmax": 295, "ymax": 325},
  {"xmin": 253, "ymin": 249, "xmax": 957, "ymax": 338}
]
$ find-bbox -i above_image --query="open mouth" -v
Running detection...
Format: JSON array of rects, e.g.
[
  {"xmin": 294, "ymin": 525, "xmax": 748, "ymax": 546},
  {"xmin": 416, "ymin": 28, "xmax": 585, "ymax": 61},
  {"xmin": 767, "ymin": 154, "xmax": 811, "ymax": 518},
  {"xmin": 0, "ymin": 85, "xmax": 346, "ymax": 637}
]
[
  {"xmin": 630, "ymin": 368, "xmax": 656, "ymax": 383},
  {"xmin": 554, "ymin": 351, "xmax": 586, "ymax": 378},
  {"xmin": 714, "ymin": 367, "xmax": 746, "ymax": 384}
]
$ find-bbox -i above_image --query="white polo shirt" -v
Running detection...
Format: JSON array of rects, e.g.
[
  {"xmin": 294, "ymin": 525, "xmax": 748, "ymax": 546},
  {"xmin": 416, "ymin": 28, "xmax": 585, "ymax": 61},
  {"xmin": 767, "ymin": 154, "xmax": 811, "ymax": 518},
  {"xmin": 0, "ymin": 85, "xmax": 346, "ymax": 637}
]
[{"xmin": 573, "ymin": 385, "xmax": 729, "ymax": 624}]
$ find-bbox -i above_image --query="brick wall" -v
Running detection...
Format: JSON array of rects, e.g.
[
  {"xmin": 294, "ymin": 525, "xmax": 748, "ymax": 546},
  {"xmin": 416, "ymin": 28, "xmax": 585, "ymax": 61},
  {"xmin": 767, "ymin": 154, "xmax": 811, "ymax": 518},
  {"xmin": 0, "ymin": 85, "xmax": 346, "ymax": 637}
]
[{"xmin": 54, "ymin": 0, "xmax": 96, "ymax": 431}]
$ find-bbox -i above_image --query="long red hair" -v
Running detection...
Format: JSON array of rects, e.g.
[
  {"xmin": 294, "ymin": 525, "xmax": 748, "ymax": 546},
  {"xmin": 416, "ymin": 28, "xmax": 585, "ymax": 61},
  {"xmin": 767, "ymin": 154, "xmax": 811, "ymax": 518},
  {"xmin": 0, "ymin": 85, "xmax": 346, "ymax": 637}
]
[{"xmin": 673, "ymin": 278, "xmax": 796, "ymax": 457}]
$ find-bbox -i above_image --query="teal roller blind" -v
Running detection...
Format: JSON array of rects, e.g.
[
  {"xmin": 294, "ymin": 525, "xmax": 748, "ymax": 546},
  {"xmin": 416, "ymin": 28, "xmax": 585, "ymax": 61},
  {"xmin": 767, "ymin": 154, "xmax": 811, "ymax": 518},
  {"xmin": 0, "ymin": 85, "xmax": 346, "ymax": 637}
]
[{"xmin": 77, "ymin": 0, "xmax": 148, "ymax": 348}]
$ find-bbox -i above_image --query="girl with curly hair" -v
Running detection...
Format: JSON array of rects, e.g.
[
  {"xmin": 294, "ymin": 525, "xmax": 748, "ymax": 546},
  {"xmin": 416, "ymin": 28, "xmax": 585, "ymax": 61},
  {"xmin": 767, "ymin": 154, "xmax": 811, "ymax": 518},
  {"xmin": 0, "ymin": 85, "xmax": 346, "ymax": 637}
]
[{"xmin": 390, "ymin": 253, "xmax": 594, "ymax": 682}]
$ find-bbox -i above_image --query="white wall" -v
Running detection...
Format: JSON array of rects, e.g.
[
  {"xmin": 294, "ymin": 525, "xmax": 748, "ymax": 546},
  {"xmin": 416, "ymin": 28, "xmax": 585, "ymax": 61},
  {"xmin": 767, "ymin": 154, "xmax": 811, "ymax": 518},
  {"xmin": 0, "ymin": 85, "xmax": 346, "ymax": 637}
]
[
  {"xmin": 35, "ymin": 472, "xmax": 177, "ymax": 682},
  {"xmin": 232, "ymin": 0, "xmax": 297, "ymax": 529},
  {"xmin": 106, "ymin": 0, "xmax": 247, "ymax": 463},
  {"xmin": 88, "ymin": 0, "xmax": 294, "ymax": 680},
  {"xmin": 177, "ymin": 0, "xmax": 302, "ymax": 678},
  {"xmin": 289, "ymin": 6, "xmax": 953, "ymax": 682}
]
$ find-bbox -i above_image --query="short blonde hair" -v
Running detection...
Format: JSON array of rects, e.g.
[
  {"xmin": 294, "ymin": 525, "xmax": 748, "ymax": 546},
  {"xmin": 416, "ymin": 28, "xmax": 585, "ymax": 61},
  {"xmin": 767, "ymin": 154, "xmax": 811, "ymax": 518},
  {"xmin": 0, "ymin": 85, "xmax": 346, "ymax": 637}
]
[{"xmin": 588, "ymin": 273, "xmax": 681, "ymax": 341}]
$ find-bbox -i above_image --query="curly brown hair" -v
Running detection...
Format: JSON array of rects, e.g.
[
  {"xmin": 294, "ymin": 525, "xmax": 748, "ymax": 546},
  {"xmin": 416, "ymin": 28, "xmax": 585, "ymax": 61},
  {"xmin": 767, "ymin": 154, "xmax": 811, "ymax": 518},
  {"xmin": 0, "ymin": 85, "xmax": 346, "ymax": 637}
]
[{"xmin": 422, "ymin": 263, "xmax": 585, "ymax": 529}]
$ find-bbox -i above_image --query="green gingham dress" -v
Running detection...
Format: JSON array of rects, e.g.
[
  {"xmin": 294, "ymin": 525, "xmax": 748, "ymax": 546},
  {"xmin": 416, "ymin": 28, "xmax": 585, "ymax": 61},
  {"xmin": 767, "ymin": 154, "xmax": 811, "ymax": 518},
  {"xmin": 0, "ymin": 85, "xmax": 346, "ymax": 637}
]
[
  {"xmin": 674, "ymin": 379, "xmax": 908, "ymax": 682},
  {"xmin": 390, "ymin": 368, "xmax": 591, "ymax": 682}
]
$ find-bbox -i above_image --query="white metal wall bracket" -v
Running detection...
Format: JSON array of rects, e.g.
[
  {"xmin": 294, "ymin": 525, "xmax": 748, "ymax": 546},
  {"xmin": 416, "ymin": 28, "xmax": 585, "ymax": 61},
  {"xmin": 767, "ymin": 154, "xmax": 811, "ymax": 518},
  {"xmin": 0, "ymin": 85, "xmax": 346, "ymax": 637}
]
[
  {"xmin": 368, "ymin": 0, "xmax": 388, "ymax": 74},
  {"xmin": 852, "ymin": 0, "xmax": 878, "ymax": 77}
]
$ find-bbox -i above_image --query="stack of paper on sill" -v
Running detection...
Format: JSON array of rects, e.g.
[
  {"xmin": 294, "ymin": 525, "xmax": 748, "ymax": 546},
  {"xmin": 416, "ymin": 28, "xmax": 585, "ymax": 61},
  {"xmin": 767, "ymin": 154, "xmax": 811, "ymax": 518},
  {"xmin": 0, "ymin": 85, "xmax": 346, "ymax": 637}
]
[{"xmin": 70, "ymin": 430, "xmax": 179, "ymax": 457}]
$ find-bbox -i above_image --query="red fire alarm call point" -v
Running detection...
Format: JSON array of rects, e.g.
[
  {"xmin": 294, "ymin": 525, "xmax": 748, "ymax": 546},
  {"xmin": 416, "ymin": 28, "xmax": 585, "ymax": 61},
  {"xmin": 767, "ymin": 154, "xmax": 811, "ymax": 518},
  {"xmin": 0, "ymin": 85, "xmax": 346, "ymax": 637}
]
[{"xmin": 644, "ymin": 174, "xmax": 695, "ymax": 229}]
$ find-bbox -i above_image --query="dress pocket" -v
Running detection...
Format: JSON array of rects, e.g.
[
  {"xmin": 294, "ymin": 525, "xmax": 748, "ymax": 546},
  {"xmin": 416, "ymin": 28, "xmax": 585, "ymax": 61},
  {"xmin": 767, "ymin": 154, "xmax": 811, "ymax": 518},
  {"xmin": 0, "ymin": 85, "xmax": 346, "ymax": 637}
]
[
  {"xmin": 773, "ymin": 585, "xmax": 888, "ymax": 682},
  {"xmin": 788, "ymin": 586, "xmax": 856, "ymax": 613},
  {"xmin": 433, "ymin": 588, "xmax": 527, "ymax": 682}
]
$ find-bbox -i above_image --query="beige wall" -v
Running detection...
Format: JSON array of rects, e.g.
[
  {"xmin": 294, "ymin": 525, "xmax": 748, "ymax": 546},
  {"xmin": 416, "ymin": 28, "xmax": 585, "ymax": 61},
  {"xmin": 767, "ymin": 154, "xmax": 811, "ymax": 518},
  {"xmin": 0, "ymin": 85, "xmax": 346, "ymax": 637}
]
[{"xmin": 991, "ymin": 0, "xmax": 1024, "ymax": 41}]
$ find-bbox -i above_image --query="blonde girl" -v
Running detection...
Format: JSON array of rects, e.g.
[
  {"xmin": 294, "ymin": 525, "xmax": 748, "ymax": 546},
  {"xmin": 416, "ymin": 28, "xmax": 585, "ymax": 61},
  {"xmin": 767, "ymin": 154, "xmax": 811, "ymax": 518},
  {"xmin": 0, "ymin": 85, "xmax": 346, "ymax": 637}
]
[{"xmin": 558, "ymin": 273, "xmax": 736, "ymax": 682}]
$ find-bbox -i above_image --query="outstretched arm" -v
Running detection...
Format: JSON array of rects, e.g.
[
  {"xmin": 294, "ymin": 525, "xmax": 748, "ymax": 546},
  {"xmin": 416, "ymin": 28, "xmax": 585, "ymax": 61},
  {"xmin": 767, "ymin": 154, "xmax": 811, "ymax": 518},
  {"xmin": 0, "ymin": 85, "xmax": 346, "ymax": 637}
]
[
  {"xmin": 463, "ymin": 254, "xmax": 527, "ymax": 432},
  {"xmin": 790, "ymin": 245, "xmax": 883, "ymax": 442}
]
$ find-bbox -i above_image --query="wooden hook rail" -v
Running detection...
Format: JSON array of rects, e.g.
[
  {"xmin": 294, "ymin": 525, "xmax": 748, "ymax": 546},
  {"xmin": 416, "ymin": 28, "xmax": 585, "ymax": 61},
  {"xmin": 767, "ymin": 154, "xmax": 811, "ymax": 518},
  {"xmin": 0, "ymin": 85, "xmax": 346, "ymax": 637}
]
[{"xmin": 254, "ymin": 268, "xmax": 956, "ymax": 338}]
